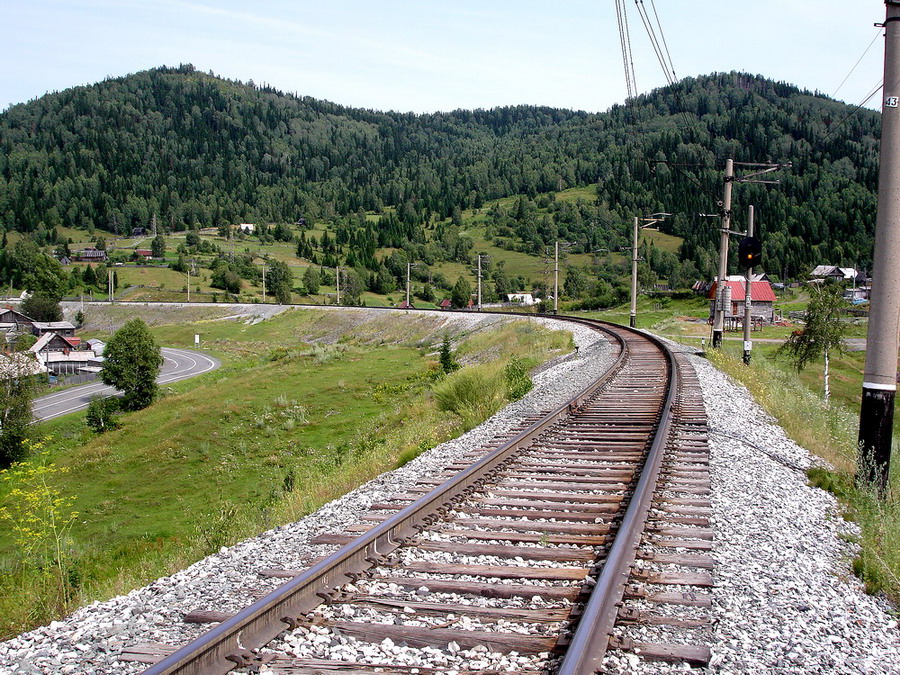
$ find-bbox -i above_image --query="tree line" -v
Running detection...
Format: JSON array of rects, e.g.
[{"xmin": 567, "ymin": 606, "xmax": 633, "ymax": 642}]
[{"xmin": 0, "ymin": 66, "xmax": 881, "ymax": 283}]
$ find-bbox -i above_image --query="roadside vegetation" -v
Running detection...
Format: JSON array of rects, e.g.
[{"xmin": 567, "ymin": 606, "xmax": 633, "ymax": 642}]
[{"xmin": 0, "ymin": 308, "xmax": 572, "ymax": 639}]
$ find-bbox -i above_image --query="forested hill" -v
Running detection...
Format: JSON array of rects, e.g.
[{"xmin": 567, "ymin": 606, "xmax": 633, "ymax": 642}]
[{"xmin": 0, "ymin": 64, "xmax": 881, "ymax": 276}]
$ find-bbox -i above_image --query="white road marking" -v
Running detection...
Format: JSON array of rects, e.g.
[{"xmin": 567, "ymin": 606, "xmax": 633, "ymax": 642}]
[{"xmin": 32, "ymin": 348, "xmax": 220, "ymax": 421}]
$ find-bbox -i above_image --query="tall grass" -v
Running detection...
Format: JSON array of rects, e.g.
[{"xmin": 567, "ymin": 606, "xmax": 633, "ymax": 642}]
[
  {"xmin": 706, "ymin": 348, "xmax": 900, "ymax": 600},
  {"xmin": 434, "ymin": 364, "xmax": 506, "ymax": 432}
]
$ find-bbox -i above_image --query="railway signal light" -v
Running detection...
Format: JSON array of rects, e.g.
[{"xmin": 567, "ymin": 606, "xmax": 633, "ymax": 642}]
[{"xmin": 738, "ymin": 236, "xmax": 762, "ymax": 268}]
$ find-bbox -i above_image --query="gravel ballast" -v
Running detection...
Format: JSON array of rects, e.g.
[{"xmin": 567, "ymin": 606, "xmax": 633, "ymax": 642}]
[
  {"xmin": 1, "ymin": 320, "xmax": 898, "ymax": 674},
  {"xmin": 690, "ymin": 353, "xmax": 899, "ymax": 674}
]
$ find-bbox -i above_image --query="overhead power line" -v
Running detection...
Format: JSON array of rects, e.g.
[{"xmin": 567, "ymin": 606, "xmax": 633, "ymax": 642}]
[
  {"xmin": 615, "ymin": 0, "xmax": 637, "ymax": 100},
  {"xmin": 633, "ymin": 0, "xmax": 676, "ymax": 85},
  {"xmin": 833, "ymin": 28, "xmax": 882, "ymax": 99},
  {"xmin": 820, "ymin": 79, "xmax": 883, "ymax": 145}
]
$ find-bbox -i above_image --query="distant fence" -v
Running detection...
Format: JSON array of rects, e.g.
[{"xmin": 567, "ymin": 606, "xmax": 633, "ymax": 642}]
[{"xmin": 35, "ymin": 371, "xmax": 100, "ymax": 394}]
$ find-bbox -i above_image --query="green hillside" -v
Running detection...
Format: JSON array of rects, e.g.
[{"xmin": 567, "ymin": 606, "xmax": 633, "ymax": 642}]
[{"xmin": 0, "ymin": 66, "xmax": 880, "ymax": 306}]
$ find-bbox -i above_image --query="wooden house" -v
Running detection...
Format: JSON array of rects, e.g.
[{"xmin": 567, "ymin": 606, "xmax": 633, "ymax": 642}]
[
  {"xmin": 0, "ymin": 307, "xmax": 35, "ymax": 333},
  {"xmin": 32, "ymin": 321, "xmax": 77, "ymax": 338},
  {"xmin": 707, "ymin": 278, "xmax": 776, "ymax": 324},
  {"xmin": 76, "ymin": 248, "xmax": 107, "ymax": 262}
]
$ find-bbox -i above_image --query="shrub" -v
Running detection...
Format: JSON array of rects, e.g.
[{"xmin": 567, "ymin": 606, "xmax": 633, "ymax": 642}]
[
  {"xmin": 504, "ymin": 356, "xmax": 532, "ymax": 401},
  {"xmin": 85, "ymin": 396, "xmax": 121, "ymax": 433},
  {"xmin": 433, "ymin": 366, "xmax": 504, "ymax": 431},
  {"xmin": 0, "ymin": 445, "xmax": 80, "ymax": 610}
]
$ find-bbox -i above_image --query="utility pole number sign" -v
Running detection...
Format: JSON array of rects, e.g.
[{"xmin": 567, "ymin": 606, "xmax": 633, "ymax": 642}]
[{"xmin": 886, "ymin": 96, "xmax": 899, "ymax": 107}]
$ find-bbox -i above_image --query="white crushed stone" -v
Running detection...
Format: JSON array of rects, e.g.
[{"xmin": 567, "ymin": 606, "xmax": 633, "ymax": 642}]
[
  {"xmin": 605, "ymin": 343, "xmax": 900, "ymax": 674},
  {"xmin": 0, "ymin": 312, "xmax": 610, "ymax": 674},
  {"xmin": 692, "ymin": 353, "xmax": 899, "ymax": 674}
]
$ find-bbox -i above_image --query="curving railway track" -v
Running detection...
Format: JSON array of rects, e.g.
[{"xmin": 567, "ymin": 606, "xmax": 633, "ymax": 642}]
[{"xmin": 131, "ymin": 317, "xmax": 713, "ymax": 674}]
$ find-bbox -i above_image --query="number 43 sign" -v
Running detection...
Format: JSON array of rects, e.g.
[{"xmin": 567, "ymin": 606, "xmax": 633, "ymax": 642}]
[{"xmin": 887, "ymin": 96, "xmax": 899, "ymax": 107}]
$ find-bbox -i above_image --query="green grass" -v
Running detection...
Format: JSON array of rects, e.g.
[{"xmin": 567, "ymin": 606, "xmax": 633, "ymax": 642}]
[
  {"xmin": 434, "ymin": 364, "xmax": 505, "ymax": 431},
  {"xmin": 0, "ymin": 308, "xmax": 573, "ymax": 639},
  {"xmin": 640, "ymin": 228, "xmax": 683, "ymax": 254}
]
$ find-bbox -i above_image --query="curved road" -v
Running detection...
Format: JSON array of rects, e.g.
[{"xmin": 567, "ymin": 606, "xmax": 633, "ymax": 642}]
[{"xmin": 32, "ymin": 348, "xmax": 221, "ymax": 422}]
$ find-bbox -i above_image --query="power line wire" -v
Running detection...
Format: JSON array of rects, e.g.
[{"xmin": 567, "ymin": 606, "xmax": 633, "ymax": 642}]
[
  {"xmin": 820, "ymin": 79, "xmax": 883, "ymax": 145},
  {"xmin": 648, "ymin": 0, "xmax": 677, "ymax": 84},
  {"xmin": 615, "ymin": 0, "xmax": 637, "ymax": 99},
  {"xmin": 833, "ymin": 28, "xmax": 882, "ymax": 99},
  {"xmin": 633, "ymin": 0, "xmax": 674, "ymax": 85}
]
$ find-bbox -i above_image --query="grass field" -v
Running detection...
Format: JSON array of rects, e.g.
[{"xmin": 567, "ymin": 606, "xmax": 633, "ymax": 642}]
[{"xmin": 0, "ymin": 307, "xmax": 573, "ymax": 639}]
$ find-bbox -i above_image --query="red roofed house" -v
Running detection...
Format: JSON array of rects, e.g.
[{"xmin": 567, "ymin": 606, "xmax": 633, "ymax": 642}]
[
  {"xmin": 439, "ymin": 299, "xmax": 452, "ymax": 310},
  {"xmin": 707, "ymin": 276, "xmax": 776, "ymax": 325},
  {"xmin": 30, "ymin": 334, "xmax": 95, "ymax": 375}
]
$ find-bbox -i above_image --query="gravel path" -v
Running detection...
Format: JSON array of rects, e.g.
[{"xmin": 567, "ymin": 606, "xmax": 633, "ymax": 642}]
[{"xmin": 1, "ymin": 322, "xmax": 898, "ymax": 674}]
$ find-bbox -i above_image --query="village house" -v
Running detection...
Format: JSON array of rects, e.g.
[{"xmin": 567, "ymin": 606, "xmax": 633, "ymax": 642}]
[
  {"xmin": 810, "ymin": 265, "xmax": 861, "ymax": 282},
  {"xmin": 29, "ymin": 333, "xmax": 95, "ymax": 375},
  {"xmin": 32, "ymin": 321, "xmax": 77, "ymax": 338},
  {"xmin": 0, "ymin": 307, "xmax": 35, "ymax": 333},
  {"xmin": 86, "ymin": 338, "xmax": 106, "ymax": 355},
  {"xmin": 76, "ymin": 248, "xmax": 107, "ymax": 262},
  {"xmin": 30, "ymin": 332, "xmax": 79, "ymax": 353},
  {"xmin": 707, "ymin": 276, "xmax": 777, "ymax": 325},
  {"xmin": 506, "ymin": 293, "xmax": 537, "ymax": 306}
]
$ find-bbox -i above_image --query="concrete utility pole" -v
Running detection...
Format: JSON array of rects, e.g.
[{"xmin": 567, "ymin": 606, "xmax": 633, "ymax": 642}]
[
  {"xmin": 630, "ymin": 214, "xmax": 669, "ymax": 328},
  {"xmin": 711, "ymin": 160, "xmax": 788, "ymax": 348},
  {"xmin": 477, "ymin": 255, "xmax": 483, "ymax": 311},
  {"xmin": 406, "ymin": 262, "xmax": 412, "ymax": 307},
  {"xmin": 743, "ymin": 205, "xmax": 755, "ymax": 365},
  {"xmin": 712, "ymin": 159, "xmax": 735, "ymax": 348},
  {"xmin": 261, "ymin": 264, "xmax": 266, "ymax": 304},
  {"xmin": 630, "ymin": 218, "xmax": 640, "ymax": 328},
  {"xmin": 335, "ymin": 266, "xmax": 341, "ymax": 305},
  {"xmin": 859, "ymin": 0, "xmax": 900, "ymax": 493},
  {"xmin": 554, "ymin": 241, "xmax": 560, "ymax": 315}
]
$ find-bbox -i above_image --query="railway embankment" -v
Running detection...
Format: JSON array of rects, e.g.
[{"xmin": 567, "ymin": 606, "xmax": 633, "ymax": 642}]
[{"xmin": 0, "ymin": 314, "xmax": 897, "ymax": 673}]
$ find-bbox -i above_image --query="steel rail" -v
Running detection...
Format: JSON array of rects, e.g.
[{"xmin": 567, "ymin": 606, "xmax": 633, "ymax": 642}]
[
  {"xmin": 556, "ymin": 328, "xmax": 679, "ymax": 675},
  {"xmin": 143, "ymin": 319, "xmax": 632, "ymax": 674}
]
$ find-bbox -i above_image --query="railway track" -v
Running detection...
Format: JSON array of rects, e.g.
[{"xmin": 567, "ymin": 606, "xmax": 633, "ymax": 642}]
[{"xmin": 129, "ymin": 318, "xmax": 713, "ymax": 674}]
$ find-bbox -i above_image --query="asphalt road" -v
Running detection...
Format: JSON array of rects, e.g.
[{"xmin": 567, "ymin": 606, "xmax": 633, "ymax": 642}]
[{"xmin": 31, "ymin": 348, "xmax": 221, "ymax": 422}]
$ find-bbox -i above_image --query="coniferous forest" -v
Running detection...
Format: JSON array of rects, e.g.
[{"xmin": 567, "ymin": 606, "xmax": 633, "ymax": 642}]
[{"xmin": 0, "ymin": 64, "xmax": 881, "ymax": 282}]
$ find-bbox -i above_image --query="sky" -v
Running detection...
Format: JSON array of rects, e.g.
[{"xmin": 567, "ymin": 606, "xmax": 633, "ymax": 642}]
[{"xmin": 0, "ymin": 1, "xmax": 889, "ymax": 115}]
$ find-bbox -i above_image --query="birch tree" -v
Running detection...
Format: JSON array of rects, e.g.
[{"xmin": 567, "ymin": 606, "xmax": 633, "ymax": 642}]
[{"xmin": 777, "ymin": 283, "xmax": 849, "ymax": 404}]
